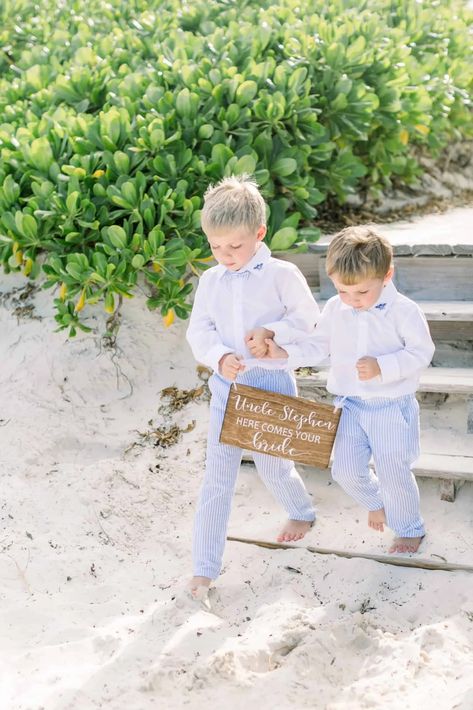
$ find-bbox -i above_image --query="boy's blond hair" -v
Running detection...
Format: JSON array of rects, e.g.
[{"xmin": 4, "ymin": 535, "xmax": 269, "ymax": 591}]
[
  {"xmin": 326, "ymin": 226, "xmax": 393, "ymax": 284},
  {"xmin": 200, "ymin": 174, "xmax": 266, "ymax": 234}
]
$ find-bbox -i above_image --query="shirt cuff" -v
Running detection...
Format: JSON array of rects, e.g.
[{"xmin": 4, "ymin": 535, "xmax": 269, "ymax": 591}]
[
  {"xmin": 282, "ymin": 343, "xmax": 307, "ymax": 370},
  {"xmin": 206, "ymin": 344, "xmax": 235, "ymax": 373},
  {"xmin": 377, "ymin": 353, "xmax": 401, "ymax": 384}
]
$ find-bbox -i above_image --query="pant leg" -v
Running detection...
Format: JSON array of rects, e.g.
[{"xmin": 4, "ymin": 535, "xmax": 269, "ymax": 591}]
[
  {"xmin": 253, "ymin": 452, "xmax": 315, "ymax": 521},
  {"xmin": 331, "ymin": 400, "xmax": 384, "ymax": 511},
  {"xmin": 244, "ymin": 367, "xmax": 315, "ymax": 521},
  {"xmin": 366, "ymin": 396, "xmax": 424, "ymax": 538},
  {"xmin": 192, "ymin": 374, "xmax": 242, "ymax": 579}
]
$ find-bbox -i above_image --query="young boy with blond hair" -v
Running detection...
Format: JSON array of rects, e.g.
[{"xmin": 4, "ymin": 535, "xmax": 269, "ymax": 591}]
[
  {"xmin": 186, "ymin": 175, "xmax": 320, "ymax": 594},
  {"xmin": 257, "ymin": 226, "xmax": 435, "ymax": 554}
]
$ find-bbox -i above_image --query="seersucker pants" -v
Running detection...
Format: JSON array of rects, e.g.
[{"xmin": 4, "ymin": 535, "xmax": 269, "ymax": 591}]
[
  {"xmin": 193, "ymin": 367, "xmax": 316, "ymax": 579},
  {"xmin": 331, "ymin": 395, "xmax": 425, "ymax": 538}
]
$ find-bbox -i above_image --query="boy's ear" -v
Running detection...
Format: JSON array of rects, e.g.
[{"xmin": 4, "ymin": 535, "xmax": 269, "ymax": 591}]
[
  {"xmin": 256, "ymin": 225, "xmax": 267, "ymax": 241},
  {"xmin": 383, "ymin": 266, "xmax": 394, "ymax": 284}
]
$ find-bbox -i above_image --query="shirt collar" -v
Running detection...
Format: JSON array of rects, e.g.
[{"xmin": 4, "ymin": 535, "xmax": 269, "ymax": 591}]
[
  {"xmin": 339, "ymin": 280, "xmax": 398, "ymax": 316},
  {"xmin": 215, "ymin": 241, "xmax": 271, "ymax": 280}
]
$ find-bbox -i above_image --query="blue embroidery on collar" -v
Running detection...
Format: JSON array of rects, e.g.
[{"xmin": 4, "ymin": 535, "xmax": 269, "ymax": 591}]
[
  {"xmin": 375, "ymin": 303, "xmax": 387, "ymax": 310},
  {"xmin": 253, "ymin": 263, "xmax": 263, "ymax": 270}
]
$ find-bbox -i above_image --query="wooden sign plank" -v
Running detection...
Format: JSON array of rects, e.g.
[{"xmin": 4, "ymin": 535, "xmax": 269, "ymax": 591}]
[{"xmin": 220, "ymin": 383, "xmax": 341, "ymax": 469}]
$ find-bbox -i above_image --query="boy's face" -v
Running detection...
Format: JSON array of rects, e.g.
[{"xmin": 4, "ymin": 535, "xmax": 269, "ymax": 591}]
[
  {"xmin": 206, "ymin": 224, "xmax": 266, "ymax": 272},
  {"xmin": 331, "ymin": 269, "xmax": 393, "ymax": 311}
]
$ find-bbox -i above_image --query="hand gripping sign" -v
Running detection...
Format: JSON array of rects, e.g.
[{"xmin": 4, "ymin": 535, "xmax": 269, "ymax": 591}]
[{"xmin": 220, "ymin": 383, "xmax": 341, "ymax": 468}]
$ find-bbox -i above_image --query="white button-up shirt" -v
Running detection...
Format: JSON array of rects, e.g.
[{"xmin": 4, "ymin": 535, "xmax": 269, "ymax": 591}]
[
  {"xmin": 186, "ymin": 242, "xmax": 320, "ymax": 372},
  {"xmin": 283, "ymin": 281, "xmax": 435, "ymax": 398}
]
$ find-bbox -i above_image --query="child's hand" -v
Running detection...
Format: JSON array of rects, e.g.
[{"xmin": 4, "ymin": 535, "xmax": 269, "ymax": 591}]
[
  {"xmin": 245, "ymin": 327, "xmax": 275, "ymax": 358},
  {"xmin": 219, "ymin": 353, "xmax": 245, "ymax": 380},
  {"xmin": 264, "ymin": 338, "xmax": 288, "ymax": 360},
  {"xmin": 356, "ymin": 356, "xmax": 381, "ymax": 380}
]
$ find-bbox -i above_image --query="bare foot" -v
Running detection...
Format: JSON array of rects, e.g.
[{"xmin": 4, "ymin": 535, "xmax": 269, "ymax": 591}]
[
  {"xmin": 277, "ymin": 519, "xmax": 314, "ymax": 543},
  {"xmin": 189, "ymin": 576, "xmax": 211, "ymax": 599},
  {"xmin": 368, "ymin": 508, "xmax": 386, "ymax": 532},
  {"xmin": 388, "ymin": 536, "xmax": 425, "ymax": 554}
]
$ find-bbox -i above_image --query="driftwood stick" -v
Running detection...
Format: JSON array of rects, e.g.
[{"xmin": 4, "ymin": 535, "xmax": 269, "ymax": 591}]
[{"xmin": 227, "ymin": 536, "xmax": 473, "ymax": 573}]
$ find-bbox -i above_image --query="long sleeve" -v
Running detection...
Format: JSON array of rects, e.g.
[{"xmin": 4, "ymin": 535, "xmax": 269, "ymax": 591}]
[
  {"xmin": 377, "ymin": 308, "xmax": 435, "ymax": 384},
  {"xmin": 261, "ymin": 264, "xmax": 320, "ymax": 344},
  {"xmin": 279, "ymin": 304, "xmax": 333, "ymax": 369},
  {"xmin": 186, "ymin": 276, "xmax": 233, "ymax": 372}
]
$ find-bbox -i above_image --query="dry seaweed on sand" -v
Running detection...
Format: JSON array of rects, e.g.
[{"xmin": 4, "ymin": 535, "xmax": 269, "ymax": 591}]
[{"xmin": 160, "ymin": 384, "xmax": 208, "ymax": 411}]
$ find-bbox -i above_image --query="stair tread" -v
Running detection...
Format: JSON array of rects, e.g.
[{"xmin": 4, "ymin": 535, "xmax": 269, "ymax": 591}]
[
  {"xmin": 413, "ymin": 452, "xmax": 473, "ymax": 477},
  {"xmin": 297, "ymin": 366, "xmax": 473, "ymax": 394},
  {"xmin": 242, "ymin": 451, "xmax": 473, "ymax": 480},
  {"xmin": 312, "ymin": 294, "xmax": 473, "ymax": 321}
]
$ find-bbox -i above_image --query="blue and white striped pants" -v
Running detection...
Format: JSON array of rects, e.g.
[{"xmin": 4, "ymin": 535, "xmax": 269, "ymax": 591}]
[
  {"xmin": 193, "ymin": 368, "xmax": 316, "ymax": 579},
  {"xmin": 331, "ymin": 395, "xmax": 425, "ymax": 538}
]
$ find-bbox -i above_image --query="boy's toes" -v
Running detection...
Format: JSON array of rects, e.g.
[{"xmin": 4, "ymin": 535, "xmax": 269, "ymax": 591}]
[
  {"xmin": 388, "ymin": 536, "xmax": 424, "ymax": 554},
  {"xmin": 277, "ymin": 519, "xmax": 313, "ymax": 544}
]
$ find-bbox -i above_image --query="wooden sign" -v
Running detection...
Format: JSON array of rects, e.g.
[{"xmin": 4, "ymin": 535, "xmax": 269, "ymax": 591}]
[{"xmin": 220, "ymin": 383, "xmax": 341, "ymax": 469}]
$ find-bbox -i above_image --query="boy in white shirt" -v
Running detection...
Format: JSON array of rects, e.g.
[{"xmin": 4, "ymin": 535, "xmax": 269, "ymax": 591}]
[
  {"xmin": 186, "ymin": 175, "xmax": 320, "ymax": 594},
  {"xmin": 257, "ymin": 226, "xmax": 435, "ymax": 554}
]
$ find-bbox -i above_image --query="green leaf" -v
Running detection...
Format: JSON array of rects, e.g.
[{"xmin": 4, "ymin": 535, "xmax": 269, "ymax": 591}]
[
  {"xmin": 148, "ymin": 227, "xmax": 165, "ymax": 251},
  {"xmin": 288, "ymin": 67, "xmax": 308, "ymax": 93},
  {"xmin": 22, "ymin": 214, "xmax": 38, "ymax": 240},
  {"xmin": 30, "ymin": 137, "xmax": 54, "ymax": 173},
  {"xmin": 234, "ymin": 154, "xmax": 257, "ymax": 175},
  {"xmin": 211, "ymin": 144, "xmax": 233, "ymax": 170},
  {"xmin": 272, "ymin": 158, "xmax": 297, "ymax": 177},
  {"xmin": 235, "ymin": 80, "xmax": 258, "ymax": 107},
  {"xmin": 2, "ymin": 176, "xmax": 20, "ymax": 205},
  {"xmin": 176, "ymin": 88, "xmax": 199, "ymax": 118},
  {"xmin": 270, "ymin": 227, "xmax": 298, "ymax": 251},
  {"xmin": 132, "ymin": 254, "xmax": 145, "ymax": 269},
  {"xmin": 65, "ymin": 263, "xmax": 83, "ymax": 280},
  {"xmin": 108, "ymin": 225, "xmax": 128, "ymax": 249},
  {"xmin": 121, "ymin": 182, "xmax": 138, "ymax": 206},
  {"xmin": 114, "ymin": 151, "xmax": 130, "ymax": 174},
  {"xmin": 66, "ymin": 191, "xmax": 79, "ymax": 213}
]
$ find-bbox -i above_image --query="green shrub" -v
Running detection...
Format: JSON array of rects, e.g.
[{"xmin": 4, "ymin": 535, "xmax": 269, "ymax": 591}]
[{"xmin": 0, "ymin": 0, "xmax": 471, "ymax": 333}]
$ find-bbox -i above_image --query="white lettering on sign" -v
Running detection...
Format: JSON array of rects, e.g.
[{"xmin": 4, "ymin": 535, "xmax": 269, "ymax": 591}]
[
  {"xmin": 234, "ymin": 395, "xmax": 275, "ymax": 417},
  {"xmin": 261, "ymin": 422, "xmax": 294, "ymax": 437},
  {"xmin": 279, "ymin": 405, "xmax": 336, "ymax": 431},
  {"xmin": 236, "ymin": 416, "xmax": 261, "ymax": 430},
  {"xmin": 252, "ymin": 431, "xmax": 297, "ymax": 456},
  {"xmin": 293, "ymin": 430, "xmax": 321, "ymax": 443}
]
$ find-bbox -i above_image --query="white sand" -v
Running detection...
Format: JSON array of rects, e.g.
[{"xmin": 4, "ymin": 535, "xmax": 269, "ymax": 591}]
[{"xmin": 1, "ymin": 274, "xmax": 473, "ymax": 710}]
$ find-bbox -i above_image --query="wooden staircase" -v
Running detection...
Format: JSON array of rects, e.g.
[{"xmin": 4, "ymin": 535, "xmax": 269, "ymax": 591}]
[{"xmin": 278, "ymin": 213, "xmax": 473, "ymax": 499}]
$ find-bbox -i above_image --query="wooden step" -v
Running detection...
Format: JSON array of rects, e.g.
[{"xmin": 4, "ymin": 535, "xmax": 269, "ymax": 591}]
[
  {"xmin": 296, "ymin": 367, "xmax": 473, "ymax": 396},
  {"xmin": 311, "ymin": 295, "xmax": 473, "ymax": 345},
  {"xmin": 312, "ymin": 295, "xmax": 473, "ymax": 322},
  {"xmin": 278, "ymin": 252, "xmax": 473, "ymax": 300},
  {"xmin": 410, "ymin": 452, "xmax": 473, "ymax": 481},
  {"xmin": 243, "ymin": 451, "xmax": 473, "ymax": 480}
]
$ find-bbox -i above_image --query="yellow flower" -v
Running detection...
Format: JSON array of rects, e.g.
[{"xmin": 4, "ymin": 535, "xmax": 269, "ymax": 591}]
[
  {"xmin": 23, "ymin": 257, "xmax": 33, "ymax": 276},
  {"xmin": 163, "ymin": 309, "xmax": 175, "ymax": 327},
  {"xmin": 415, "ymin": 124, "xmax": 429, "ymax": 136},
  {"xmin": 15, "ymin": 249, "xmax": 23, "ymax": 265},
  {"xmin": 92, "ymin": 169, "xmax": 105, "ymax": 178},
  {"xmin": 152, "ymin": 262, "xmax": 162, "ymax": 272},
  {"xmin": 75, "ymin": 288, "xmax": 86, "ymax": 312},
  {"xmin": 104, "ymin": 292, "xmax": 115, "ymax": 313},
  {"xmin": 59, "ymin": 283, "xmax": 67, "ymax": 300},
  {"xmin": 399, "ymin": 128, "xmax": 409, "ymax": 146}
]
